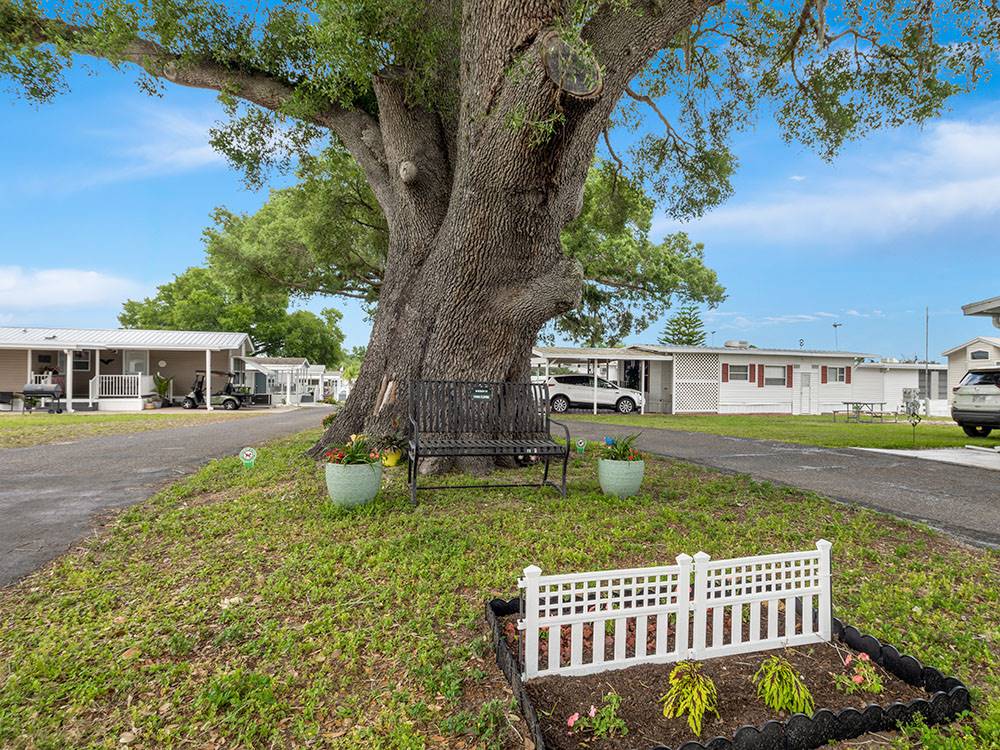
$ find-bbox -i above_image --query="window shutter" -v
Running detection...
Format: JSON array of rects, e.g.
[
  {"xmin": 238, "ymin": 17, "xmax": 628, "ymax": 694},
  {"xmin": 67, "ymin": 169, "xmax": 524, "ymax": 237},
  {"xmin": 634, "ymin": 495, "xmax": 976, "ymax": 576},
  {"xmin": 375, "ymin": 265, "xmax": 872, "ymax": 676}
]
[
  {"xmin": 821, "ymin": 366, "xmax": 828, "ymax": 384},
  {"xmin": 845, "ymin": 366, "xmax": 852, "ymax": 384},
  {"xmin": 749, "ymin": 364, "xmax": 756, "ymax": 383},
  {"xmin": 786, "ymin": 365, "xmax": 793, "ymax": 388},
  {"xmin": 721, "ymin": 363, "xmax": 729, "ymax": 383},
  {"xmin": 757, "ymin": 364, "xmax": 765, "ymax": 388}
]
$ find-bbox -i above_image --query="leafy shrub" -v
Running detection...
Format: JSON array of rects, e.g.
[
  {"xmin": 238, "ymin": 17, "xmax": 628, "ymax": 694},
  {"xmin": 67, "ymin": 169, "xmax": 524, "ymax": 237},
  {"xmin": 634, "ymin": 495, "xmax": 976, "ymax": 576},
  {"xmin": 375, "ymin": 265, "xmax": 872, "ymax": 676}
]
[
  {"xmin": 322, "ymin": 412, "xmax": 337, "ymax": 429},
  {"xmin": 753, "ymin": 655, "xmax": 814, "ymax": 715},
  {"xmin": 566, "ymin": 692, "xmax": 628, "ymax": 739},
  {"xmin": 660, "ymin": 661, "xmax": 719, "ymax": 737},
  {"xmin": 603, "ymin": 433, "xmax": 642, "ymax": 461},
  {"xmin": 832, "ymin": 651, "xmax": 884, "ymax": 695}
]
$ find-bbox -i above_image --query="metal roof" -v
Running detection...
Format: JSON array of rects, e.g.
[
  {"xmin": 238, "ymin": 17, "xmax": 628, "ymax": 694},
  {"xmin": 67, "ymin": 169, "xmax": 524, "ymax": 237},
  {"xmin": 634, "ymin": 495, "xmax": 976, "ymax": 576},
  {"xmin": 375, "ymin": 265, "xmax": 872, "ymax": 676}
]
[
  {"xmin": 961, "ymin": 296, "xmax": 1000, "ymax": 316},
  {"xmin": 532, "ymin": 346, "xmax": 673, "ymax": 361},
  {"xmin": 857, "ymin": 361, "xmax": 947, "ymax": 370},
  {"xmin": 244, "ymin": 356, "xmax": 310, "ymax": 366},
  {"xmin": 0, "ymin": 326, "xmax": 250, "ymax": 351},
  {"xmin": 633, "ymin": 344, "xmax": 874, "ymax": 358}
]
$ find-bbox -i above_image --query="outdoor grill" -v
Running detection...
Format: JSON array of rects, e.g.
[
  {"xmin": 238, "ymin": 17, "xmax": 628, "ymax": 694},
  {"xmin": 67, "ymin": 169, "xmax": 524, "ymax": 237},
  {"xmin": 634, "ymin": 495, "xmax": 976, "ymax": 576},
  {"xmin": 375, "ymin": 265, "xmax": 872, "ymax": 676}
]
[{"xmin": 20, "ymin": 382, "xmax": 64, "ymax": 413}]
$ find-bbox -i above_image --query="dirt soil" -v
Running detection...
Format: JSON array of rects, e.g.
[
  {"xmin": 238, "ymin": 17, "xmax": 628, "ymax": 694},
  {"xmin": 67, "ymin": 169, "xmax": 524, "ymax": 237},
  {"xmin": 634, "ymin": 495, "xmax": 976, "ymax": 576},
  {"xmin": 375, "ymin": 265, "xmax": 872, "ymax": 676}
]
[{"xmin": 521, "ymin": 640, "xmax": 927, "ymax": 750}]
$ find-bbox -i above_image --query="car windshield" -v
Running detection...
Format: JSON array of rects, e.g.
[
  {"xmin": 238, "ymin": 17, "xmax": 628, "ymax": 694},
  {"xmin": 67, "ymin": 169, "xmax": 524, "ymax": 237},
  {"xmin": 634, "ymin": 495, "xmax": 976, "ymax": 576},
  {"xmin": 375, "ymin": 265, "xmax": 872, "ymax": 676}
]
[{"xmin": 960, "ymin": 371, "xmax": 1000, "ymax": 386}]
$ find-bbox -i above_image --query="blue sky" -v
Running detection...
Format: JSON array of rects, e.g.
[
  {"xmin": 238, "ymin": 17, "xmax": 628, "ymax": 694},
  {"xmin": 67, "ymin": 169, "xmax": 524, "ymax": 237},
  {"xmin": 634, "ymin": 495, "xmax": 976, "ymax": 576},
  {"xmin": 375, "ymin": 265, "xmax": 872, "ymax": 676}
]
[{"xmin": 0, "ymin": 58, "xmax": 997, "ymax": 359}]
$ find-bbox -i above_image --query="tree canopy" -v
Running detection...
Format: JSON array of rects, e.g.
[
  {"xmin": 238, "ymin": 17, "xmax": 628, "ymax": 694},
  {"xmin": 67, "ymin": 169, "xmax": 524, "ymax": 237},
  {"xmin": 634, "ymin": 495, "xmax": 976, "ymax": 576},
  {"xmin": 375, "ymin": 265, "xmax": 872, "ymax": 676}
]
[
  {"xmin": 204, "ymin": 151, "xmax": 724, "ymax": 346},
  {"xmin": 119, "ymin": 267, "xmax": 346, "ymax": 365},
  {"xmin": 658, "ymin": 303, "xmax": 708, "ymax": 346}
]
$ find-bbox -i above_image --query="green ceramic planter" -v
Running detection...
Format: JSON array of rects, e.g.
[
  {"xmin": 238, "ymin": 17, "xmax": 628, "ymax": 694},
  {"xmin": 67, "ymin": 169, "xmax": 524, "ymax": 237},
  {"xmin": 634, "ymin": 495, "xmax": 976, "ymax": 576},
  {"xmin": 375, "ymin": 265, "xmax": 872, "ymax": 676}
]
[
  {"xmin": 597, "ymin": 458, "xmax": 645, "ymax": 498},
  {"xmin": 325, "ymin": 462, "xmax": 383, "ymax": 507}
]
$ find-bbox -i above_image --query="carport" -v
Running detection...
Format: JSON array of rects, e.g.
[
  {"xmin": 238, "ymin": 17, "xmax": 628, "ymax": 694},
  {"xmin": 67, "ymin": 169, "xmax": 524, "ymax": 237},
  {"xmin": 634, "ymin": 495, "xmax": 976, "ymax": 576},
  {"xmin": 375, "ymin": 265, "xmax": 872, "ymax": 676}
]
[{"xmin": 531, "ymin": 346, "xmax": 674, "ymax": 414}]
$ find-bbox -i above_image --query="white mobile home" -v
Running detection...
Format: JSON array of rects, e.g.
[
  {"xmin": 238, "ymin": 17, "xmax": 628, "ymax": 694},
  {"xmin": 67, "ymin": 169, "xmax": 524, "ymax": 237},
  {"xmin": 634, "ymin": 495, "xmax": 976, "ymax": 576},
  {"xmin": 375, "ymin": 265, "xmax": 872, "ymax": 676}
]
[
  {"xmin": 533, "ymin": 342, "xmax": 946, "ymax": 416},
  {"xmin": 243, "ymin": 357, "xmax": 311, "ymax": 405},
  {"xmin": 942, "ymin": 336, "xmax": 1000, "ymax": 403},
  {"xmin": 0, "ymin": 326, "xmax": 251, "ymax": 412}
]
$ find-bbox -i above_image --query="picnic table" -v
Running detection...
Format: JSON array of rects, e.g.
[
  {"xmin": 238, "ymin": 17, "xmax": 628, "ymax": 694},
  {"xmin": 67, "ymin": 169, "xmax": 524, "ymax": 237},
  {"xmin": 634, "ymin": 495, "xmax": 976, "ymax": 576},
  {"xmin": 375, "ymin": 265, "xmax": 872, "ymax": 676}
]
[{"xmin": 836, "ymin": 401, "xmax": 888, "ymax": 423}]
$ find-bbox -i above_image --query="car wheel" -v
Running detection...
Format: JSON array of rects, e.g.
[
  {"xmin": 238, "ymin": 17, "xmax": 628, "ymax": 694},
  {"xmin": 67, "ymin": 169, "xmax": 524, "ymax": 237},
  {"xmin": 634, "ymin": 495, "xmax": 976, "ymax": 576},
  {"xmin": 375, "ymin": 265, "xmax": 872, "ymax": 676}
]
[
  {"xmin": 550, "ymin": 395, "xmax": 569, "ymax": 413},
  {"xmin": 616, "ymin": 397, "xmax": 636, "ymax": 414},
  {"xmin": 182, "ymin": 398, "xmax": 197, "ymax": 409},
  {"xmin": 223, "ymin": 399, "xmax": 239, "ymax": 411},
  {"xmin": 962, "ymin": 425, "xmax": 992, "ymax": 437}
]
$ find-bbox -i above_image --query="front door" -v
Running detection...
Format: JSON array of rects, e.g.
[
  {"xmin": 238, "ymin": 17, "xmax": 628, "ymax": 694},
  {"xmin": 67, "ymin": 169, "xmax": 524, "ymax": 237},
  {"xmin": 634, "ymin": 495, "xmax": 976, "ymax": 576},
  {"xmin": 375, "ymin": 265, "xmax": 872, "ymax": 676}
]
[
  {"xmin": 800, "ymin": 372, "xmax": 812, "ymax": 414},
  {"xmin": 123, "ymin": 350, "xmax": 148, "ymax": 376}
]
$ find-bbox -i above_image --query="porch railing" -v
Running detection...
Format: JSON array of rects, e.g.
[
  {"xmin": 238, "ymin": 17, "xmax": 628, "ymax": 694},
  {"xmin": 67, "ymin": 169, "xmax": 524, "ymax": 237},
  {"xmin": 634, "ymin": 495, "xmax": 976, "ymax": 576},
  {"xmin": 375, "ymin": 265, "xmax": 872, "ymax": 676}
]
[
  {"xmin": 30, "ymin": 373, "xmax": 52, "ymax": 385},
  {"xmin": 90, "ymin": 374, "xmax": 141, "ymax": 398}
]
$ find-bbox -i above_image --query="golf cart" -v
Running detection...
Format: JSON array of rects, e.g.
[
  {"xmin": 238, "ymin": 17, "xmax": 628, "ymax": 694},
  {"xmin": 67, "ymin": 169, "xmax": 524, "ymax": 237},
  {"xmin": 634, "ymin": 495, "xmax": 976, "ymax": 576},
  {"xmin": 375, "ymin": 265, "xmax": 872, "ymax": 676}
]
[{"xmin": 181, "ymin": 370, "xmax": 251, "ymax": 410}]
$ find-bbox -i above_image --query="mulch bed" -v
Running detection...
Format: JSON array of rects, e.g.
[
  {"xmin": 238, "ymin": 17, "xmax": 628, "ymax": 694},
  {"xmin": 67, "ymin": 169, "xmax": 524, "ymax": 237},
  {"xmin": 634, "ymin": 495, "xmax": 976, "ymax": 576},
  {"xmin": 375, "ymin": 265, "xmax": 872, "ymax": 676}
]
[{"xmin": 524, "ymin": 641, "xmax": 923, "ymax": 750}]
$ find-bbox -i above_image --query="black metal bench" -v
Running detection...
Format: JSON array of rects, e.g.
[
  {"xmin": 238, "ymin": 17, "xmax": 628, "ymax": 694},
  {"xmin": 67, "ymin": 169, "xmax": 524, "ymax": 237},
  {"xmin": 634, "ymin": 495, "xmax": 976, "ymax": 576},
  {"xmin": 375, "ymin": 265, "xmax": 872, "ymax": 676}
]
[{"xmin": 407, "ymin": 380, "xmax": 570, "ymax": 504}]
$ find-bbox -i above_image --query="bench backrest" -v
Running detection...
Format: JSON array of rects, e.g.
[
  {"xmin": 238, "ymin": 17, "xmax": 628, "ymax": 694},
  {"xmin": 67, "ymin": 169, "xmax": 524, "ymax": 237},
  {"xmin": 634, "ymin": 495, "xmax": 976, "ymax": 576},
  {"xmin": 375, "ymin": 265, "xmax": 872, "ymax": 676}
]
[{"xmin": 409, "ymin": 380, "xmax": 549, "ymax": 437}]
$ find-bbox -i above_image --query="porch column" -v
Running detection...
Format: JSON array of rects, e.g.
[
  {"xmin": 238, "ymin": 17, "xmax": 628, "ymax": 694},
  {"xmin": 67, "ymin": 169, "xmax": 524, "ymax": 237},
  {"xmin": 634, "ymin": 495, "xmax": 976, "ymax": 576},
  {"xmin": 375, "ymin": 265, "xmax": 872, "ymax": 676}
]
[
  {"xmin": 26, "ymin": 348, "xmax": 32, "ymax": 382},
  {"xmin": 543, "ymin": 358, "xmax": 550, "ymax": 381},
  {"xmin": 64, "ymin": 349, "xmax": 74, "ymax": 413},
  {"xmin": 205, "ymin": 349, "xmax": 213, "ymax": 411},
  {"xmin": 640, "ymin": 360, "xmax": 646, "ymax": 415},
  {"xmin": 592, "ymin": 360, "xmax": 598, "ymax": 415},
  {"xmin": 91, "ymin": 348, "xmax": 100, "ymax": 407},
  {"xmin": 286, "ymin": 371, "xmax": 292, "ymax": 405}
]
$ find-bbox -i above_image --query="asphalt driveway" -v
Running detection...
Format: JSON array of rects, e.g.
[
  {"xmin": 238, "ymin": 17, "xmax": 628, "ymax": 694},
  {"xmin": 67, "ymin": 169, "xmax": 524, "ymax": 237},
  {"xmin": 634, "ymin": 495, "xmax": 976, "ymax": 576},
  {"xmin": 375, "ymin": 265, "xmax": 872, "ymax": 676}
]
[
  {"xmin": 569, "ymin": 420, "xmax": 1000, "ymax": 549},
  {"xmin": 0, "ymin": 407, "xmax": 330, "ymax": 587}
]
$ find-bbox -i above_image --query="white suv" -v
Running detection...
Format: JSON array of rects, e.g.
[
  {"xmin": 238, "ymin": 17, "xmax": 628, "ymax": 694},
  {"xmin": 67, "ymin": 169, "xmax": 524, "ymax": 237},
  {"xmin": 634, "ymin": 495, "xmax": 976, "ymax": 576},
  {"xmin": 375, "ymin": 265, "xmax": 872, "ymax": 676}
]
[
  {"xmin": 545, "ymin": 375, "xmax": 644, "ymax": 414},
  {"xmin": 952, "ymin": 367, "xmax": 1000, "ymax": 437}
]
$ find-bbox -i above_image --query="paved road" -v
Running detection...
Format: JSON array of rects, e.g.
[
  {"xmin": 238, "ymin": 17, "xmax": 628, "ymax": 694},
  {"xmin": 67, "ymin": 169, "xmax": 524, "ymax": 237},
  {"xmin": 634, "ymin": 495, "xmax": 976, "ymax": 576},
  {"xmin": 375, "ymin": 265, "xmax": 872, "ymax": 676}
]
[
  {"xmin": 0, "ymin": 407, "xmax": 330, "ymax": 587},
  {"xmin": 569, "ymin": 420, "xmax": 1000, "ymax": 549}
]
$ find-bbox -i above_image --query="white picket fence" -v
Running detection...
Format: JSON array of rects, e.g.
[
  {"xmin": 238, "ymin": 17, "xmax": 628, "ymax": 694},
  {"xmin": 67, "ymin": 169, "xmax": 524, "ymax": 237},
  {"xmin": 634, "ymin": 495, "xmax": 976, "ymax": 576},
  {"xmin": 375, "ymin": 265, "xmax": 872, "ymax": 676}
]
[{"xmin": 517, "ymin": 540, "xmax": 831, "ymax": 679}]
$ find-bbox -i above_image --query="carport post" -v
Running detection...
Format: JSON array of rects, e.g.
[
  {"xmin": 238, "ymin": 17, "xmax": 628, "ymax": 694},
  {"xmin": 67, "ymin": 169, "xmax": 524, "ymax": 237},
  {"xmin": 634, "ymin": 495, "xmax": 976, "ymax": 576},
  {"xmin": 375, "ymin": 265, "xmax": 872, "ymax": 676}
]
[
  {"xmin": 592, "ymin": 360, "xmax": 598, "ymax": 415},
  {"xmin": 286, "ymin": 371, "xmax": 292, "ymax": 405},
  {"xmin": 26, "ymin": 349, "xmax": 31, "ymax": 381},
  {"xmin": 91, "ymin": 349, "xmax": 100, "ymax": 407},
  {"xmin": 640, "ymin": 359, "xmax": 645, "ymax": 415},
  {"xmin": 64, "ymin": 349, "xmax": 74, "ymax": 413},
  {"xmin": 204, "ymin": 349, "xmax": 213, "ymax": 411}
]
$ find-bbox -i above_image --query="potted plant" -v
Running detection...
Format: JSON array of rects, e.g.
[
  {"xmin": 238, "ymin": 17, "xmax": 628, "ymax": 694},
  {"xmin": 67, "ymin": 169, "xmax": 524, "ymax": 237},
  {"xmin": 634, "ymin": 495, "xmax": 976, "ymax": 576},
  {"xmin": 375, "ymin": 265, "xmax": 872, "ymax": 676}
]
[
  {"xmin": 152, "ymin": 372, "xmax": 173, "ymax": 408},
  {"xmin": 322, "ymin": 435, "xmax": 382, "ymax": 507},
  {"xmin": 377, "ymin": 432, "xmax": 407, "ymax": 467},
  {"xmin": 597, "ymin": 434, "xmax": 644, "ymax": 497}
]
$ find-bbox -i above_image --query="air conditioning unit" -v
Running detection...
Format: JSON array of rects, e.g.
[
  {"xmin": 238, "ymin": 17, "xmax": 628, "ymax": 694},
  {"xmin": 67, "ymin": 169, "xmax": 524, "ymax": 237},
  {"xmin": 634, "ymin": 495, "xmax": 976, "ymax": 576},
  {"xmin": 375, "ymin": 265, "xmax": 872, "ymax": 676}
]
[
  {"xmin": 902, "ymin": 388, "xmax": 919, "ymax": 402},
  {"xmin": 723, "ymin": 340, "xmax": 751, "ymax": 349}
]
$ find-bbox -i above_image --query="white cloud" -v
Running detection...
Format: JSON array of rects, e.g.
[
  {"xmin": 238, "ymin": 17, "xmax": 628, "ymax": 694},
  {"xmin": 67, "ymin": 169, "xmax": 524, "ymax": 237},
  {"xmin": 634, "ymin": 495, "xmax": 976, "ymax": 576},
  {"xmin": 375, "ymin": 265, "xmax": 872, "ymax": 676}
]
[
  {"xmin": 17, "ymin": 105, "xmax": 224, "ymax": 194},
  {"xmin": 706, "ymin": 308, "xmax": 883, "ymax": 331},
  {"xmin": 0, "ymin": 267, "xmax": 143, "ymax": 309},
  {"xmin": 788, "ymin": 175, "xmax": 806, "ymax": 182},
  {"xmin": 655, "ymin": 117, "xmax": 1000, "ymax": 244}
]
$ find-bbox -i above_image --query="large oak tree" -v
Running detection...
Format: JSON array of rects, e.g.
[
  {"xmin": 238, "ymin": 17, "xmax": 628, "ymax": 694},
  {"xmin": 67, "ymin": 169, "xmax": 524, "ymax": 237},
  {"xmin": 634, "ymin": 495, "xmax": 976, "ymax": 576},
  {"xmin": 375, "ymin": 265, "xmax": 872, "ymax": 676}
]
[{"xmin": 2, "ymin": 0, "xmax": 994, "ymax": 455}]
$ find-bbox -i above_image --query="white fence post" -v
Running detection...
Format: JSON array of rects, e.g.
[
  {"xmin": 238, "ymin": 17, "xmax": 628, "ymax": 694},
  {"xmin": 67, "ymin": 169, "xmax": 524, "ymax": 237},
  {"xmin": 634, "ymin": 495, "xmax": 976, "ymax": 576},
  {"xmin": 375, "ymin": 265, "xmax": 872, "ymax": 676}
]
[
  {"xmin": 675, "ymin": 553, "xmax": 692, "ymax": 658},
  {"xmin": 519, "ymin": 565, "xmax": 542, "ymax": 678},
  {"xmin": 817, "ymin": 539, "xmax": 832, "ymax": 640},
  {"xmin": 691, "ymin": 551, "xmax": 710, "ymax": 660}
]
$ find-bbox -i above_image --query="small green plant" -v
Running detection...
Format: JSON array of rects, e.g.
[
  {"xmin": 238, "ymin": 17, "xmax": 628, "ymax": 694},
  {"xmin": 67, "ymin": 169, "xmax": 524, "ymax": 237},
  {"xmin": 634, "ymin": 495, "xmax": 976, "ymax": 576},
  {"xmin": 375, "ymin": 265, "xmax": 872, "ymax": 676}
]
[
  {"xmin": 566, "ymin": 692, "xmax": 628, "ymax": 739},
  {"xmin": 660, "ymin": 661, "xmax": 719, "ymax": 737},
  {"xmin": 832, "ymin": 651, "xmax": 884, "ymax": 695},
  {"xmin": 753, "ymin": 655, "xmax": 815, "ymax": 715},
  {"xmin": 603, "ymin": 433, "xmax": 642, "ymax": 461},
  {"xmin": 152, "ymin": 372, "xmax": 173, "ymax": 400}
]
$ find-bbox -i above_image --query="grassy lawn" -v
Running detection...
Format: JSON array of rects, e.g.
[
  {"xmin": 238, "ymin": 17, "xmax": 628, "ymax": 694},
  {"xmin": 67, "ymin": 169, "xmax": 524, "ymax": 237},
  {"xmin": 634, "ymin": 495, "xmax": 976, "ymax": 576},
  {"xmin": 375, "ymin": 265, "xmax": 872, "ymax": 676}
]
[
  {"xmin": 563, "ymin": 412, "xmax": 1000, "ymax": 450},
  {"xmin": 0, "ymin": 430, "xmax": 996, "ymax": 749},
  {"xmin": 0, "ymin": 410, "xmax": 261, "ymax": 449}
]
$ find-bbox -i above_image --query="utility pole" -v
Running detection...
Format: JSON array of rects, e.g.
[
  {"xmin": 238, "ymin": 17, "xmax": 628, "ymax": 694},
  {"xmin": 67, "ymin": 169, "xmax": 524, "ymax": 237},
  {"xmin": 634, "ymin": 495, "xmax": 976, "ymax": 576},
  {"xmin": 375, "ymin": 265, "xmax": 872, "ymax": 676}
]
[
  {"xmin": 924, "ymin": 306, "xmax": 930, "ymax": 416},
  {"xmin": 832, "ymin": 322, "xmax": 843, "ymax": 350}
]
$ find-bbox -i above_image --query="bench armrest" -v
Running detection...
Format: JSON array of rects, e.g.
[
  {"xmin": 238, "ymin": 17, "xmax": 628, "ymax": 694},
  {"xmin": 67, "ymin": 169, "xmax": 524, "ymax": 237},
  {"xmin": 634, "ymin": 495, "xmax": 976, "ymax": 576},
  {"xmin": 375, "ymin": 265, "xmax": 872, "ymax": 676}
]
[{"xmin": 548, "ymin": 418, "xmax": 570, "ymax": 446}]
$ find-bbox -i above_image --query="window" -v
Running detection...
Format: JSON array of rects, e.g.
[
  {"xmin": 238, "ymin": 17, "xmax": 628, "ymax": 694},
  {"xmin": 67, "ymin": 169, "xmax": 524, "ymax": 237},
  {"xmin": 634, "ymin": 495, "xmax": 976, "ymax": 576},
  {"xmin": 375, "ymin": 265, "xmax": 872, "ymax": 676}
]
[
  {"xmin": 970, "ymin": 350, "xmax": 990, "ymax": 361},
  {"xmin": 936, "ymin": 372, "xmax": 949, "ymax": 400},
  {"xmin": 960, "ymin": 371, "xmax": 1000, "ymax": 387},
  {"xmin": 72, "ymin": 350, "xmax": 91, "ymax": 371},
  {"xmin": 763, "ymin": 365, "xmax": 786, "ymax": 386},
  {"xmin": 728, "ymin": 364, "xmax": 749, "ymax": 381},
  {"xmin": 828, "ymin": 366, "xmax": 847, "ymax": 383}
]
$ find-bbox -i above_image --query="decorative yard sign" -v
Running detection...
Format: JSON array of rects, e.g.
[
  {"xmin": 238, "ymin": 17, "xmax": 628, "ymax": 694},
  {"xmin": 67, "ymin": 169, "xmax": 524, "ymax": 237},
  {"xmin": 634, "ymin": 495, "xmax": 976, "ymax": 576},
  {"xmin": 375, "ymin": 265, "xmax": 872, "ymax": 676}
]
[
  {"xmin": 575, "ymin": 439, "xmax": 586, "ymax": 455},
  {"xmin": 517, "ymin": 540, "xmax": 832, "ymax": 679},
  {"xmin": 239, "ymin": 447, "xmax": 257, "ymax": 468},
  {"xmin": 470, "ymin": 386, "xmax": 492, "ymax": 401}
]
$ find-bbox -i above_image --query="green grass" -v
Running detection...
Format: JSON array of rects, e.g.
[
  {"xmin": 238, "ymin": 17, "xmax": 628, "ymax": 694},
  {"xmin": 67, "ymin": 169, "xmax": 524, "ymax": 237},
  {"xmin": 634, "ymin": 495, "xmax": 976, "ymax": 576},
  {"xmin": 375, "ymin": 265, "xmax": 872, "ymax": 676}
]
[
  {"xmin": 0, "ymin": 430, "xmax": 996, "ymax": 749},
  {"xmin": 0, "ymin": 410, "xmax": 259, "ymax": 448},
  {"xmin": 564, "ymin": 412, "xmax": 1000, "ymax": 450}
]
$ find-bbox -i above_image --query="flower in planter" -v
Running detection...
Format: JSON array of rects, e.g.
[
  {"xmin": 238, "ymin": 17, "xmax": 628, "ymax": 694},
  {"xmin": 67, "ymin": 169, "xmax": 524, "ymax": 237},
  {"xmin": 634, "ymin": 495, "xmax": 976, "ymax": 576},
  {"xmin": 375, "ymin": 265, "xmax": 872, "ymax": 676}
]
[
  {"xmin": 602, "ymin": 433, "xmax": 642, "ymax": 461},
  {"xmin": 832, "ymin": 651, "xmax": 884, "ymax": 695},
  {"xmin": 323, "ymin": 436, "xmax": 380, "ymax": 465},
  {"xmin": 566, "ymin": 693, "xmax": 627, "ymax": 739}
]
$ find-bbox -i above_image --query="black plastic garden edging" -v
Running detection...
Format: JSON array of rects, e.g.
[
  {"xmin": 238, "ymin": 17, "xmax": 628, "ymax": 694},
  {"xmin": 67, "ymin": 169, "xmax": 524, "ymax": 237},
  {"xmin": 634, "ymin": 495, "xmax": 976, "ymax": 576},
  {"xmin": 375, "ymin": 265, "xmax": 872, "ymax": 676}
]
[{"xmin": 485, "ymin": 597, "xmax": 971, "ymax": 750}]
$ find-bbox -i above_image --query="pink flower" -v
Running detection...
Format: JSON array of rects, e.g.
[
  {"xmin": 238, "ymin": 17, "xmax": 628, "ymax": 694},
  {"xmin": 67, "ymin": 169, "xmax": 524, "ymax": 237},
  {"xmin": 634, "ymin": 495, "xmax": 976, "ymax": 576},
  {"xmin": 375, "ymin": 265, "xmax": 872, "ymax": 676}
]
[
  {"xmin": 852, "ymin": 674, "xmax": 864, "ymax": 684},
  {"xmin": 567, "ymin": 713, "xmax": 580, "ymax": 728},
  {"xmin": 858, "ymin": 652, "xmax": 870, "ymax": 662},
  {"xmin": 844, "ymin": 654, "xmax": 853, "ymax": 666},
  {"xmin": 589, "ymin": 705, "xmax": 597, "ymax": 718}
]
